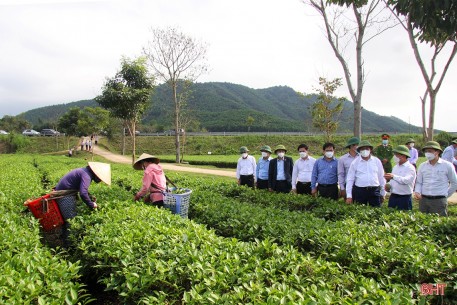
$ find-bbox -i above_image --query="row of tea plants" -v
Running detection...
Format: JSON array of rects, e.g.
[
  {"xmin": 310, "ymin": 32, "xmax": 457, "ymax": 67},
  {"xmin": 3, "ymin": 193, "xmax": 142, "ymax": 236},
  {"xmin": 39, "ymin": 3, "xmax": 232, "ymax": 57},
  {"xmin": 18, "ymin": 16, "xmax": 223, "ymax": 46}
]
[{"xmin": 2, "ymin": 154, "xmax": 456, "ymax": 303}]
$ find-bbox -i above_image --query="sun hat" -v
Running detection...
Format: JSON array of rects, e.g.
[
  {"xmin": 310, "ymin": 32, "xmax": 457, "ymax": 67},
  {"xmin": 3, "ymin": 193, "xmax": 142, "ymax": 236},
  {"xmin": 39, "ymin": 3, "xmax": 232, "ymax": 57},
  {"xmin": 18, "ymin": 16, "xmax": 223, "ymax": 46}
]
[
  {"xmin": 345, "ymin": 137, "xmax": 360, "ymax": 148},
  {"xmin": 260, "ymin": 145, "xmax": 272, "ymax": 153},
  {"xmin": 381, "ymin": 133, "xmax": 390, "ymax": 139},
  {"xmin": 133, "ymin": 153, "xmax": 159, "ymax": 170},
  {"xmin": 274, "ymin": 144, "xmax": 287, "ymax": 153},
  {"xmin": 357, "ymin": 140, "xmax": 373, "ymax": 152},
  {"xmin": 88, "ymin": 162, "xmax": 111, "ymax": 186},
  {"xmin": 393, "ymin": 145, "xmax": 410, "ymax": 158},
  {"xmin": 405, "ymin": 138, "xmax": 415, "ymax": 144},
  {"xmin": 239, "ymin": 146, "xmax": 249, "ymax": 154},
  {"xmin": 452, "ymin": 139, "xmax": 457, "ymax": 145},
  {"xmin": 422, "ymin": 141, "xmax": 442, "ymax": 152}
]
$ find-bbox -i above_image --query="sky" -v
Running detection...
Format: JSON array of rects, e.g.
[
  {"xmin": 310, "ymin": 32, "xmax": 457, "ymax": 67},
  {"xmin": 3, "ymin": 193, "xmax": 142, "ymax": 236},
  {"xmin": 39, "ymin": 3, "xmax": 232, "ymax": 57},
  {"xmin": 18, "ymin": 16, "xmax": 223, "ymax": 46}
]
[{"xmin": 0, "ymin": 0, "xmax": 456, "ymax": 131}]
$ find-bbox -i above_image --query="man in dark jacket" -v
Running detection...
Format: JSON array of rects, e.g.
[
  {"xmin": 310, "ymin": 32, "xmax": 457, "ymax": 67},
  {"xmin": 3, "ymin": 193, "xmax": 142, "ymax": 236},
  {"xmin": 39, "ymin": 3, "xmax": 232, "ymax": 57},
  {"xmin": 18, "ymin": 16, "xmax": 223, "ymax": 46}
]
[{"xmin": 268, "ymin": 145, "xmax": 294, "ymax": 193}]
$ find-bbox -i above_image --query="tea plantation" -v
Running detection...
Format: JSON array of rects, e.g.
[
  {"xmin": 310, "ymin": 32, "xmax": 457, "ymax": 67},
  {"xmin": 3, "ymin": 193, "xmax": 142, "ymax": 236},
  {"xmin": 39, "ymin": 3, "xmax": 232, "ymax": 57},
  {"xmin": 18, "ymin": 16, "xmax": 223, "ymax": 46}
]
[{"xmin": 1, "ymin": 154, "xmax": 456, "ymax": 304}]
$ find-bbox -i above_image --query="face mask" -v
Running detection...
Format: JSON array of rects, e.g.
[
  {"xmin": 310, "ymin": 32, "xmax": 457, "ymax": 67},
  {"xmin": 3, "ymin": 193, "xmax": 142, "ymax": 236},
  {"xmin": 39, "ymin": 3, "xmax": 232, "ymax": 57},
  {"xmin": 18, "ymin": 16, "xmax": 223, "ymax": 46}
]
[
  {"xmin": 325, "ymin": 151, "xmax": 334, "ymax": 158},
  {"xmin": 410, "ymin": 143, "xmax": 415, "ymax": 148},
  {"xmin": 425, "ymin": 152, "xmax": 435, "ymax": 161},
  {"xmin": 393, "ymin": 156, "xmax": 400, "ymax": 164},
  {"xmin": 299, "ymin": 152, "xmax": 307, "ymax": 158},
  {"xmin": 277, "ymin": 152, "xmax": 285, "ymax": 158},
  {"xmin": 241, "ymin": 153, "xmax": 248, "ymax": 158},
  {"xmin": 261, "ymin": 152, "xmax": 268, "ymax": 158},
  {"xmin": 382, "ymin": 140, "xmax": 388, "ymax": 145},
  {"xmin": 360, "ymin": 149, "xmax": 370, "ymax": 158}
]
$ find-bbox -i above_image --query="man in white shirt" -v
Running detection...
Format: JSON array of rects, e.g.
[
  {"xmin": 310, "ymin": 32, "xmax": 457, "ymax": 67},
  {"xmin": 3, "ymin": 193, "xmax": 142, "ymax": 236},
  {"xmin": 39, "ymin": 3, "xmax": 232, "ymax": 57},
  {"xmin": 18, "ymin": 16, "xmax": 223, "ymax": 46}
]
[
  {"xmin": 405, "ymin": 138, "xmax": 419, "ymax": 168},
  {"xmin": 345, "ymin": 140, "xmax": 386, "ymax": 207},
  {"xmin": 236, "ymin": 146, "xmax": 256, "ymax": 188},
  {"xmin": 384, "ymin": 145, "xmax": 416, "ymax": 210},
  {"xmin": 338, "ymin": 136, "xmax": 359, "ymax": 198},
  {"xmin": 292, "ymin": 144, "xmax": 316, "ymax": 195},
  {"xmin": 441, "ymin": 139, "xmax": 457, "ymax": 171},
  {"xmin": 414, "ymin": 141, "xmax": 457, "ymax": 216}
]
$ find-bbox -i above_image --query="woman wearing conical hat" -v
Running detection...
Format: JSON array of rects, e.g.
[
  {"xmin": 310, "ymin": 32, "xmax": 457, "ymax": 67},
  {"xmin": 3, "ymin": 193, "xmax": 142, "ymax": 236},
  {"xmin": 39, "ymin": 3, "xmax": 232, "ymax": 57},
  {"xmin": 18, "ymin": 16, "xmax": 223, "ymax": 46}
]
[
  {"xmin": 53, "ymin": 162, "xmax": 111, "ymax": 247},
  {"xmin": 133, "ymin": 153, "xmax": 167, "ymax": 207}
]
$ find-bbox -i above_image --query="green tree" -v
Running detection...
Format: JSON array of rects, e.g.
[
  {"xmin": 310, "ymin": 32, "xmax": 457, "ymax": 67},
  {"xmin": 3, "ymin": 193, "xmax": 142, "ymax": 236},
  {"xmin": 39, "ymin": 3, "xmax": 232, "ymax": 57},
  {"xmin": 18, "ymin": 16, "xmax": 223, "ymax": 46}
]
[
  {"xmin": 144, "ymin": 27, "xmax": 208, "ymax": 163},
  {"xmin": 311, "ymin": 77, "xmax": 344, "ymax": 142},
  {"xmin": 246, "ymin": 115, "xmax": 255, "ymax": 132},
  {"xmin": 77, "ymin": 107, "xmax": 110, "ymax": 136},
  {"xmin": 0, "ymin": 115, "xmax": 31, "ymax": 133},
  {"xmin": 58, "ymin": 107, "xmax": 82, "ymax": 136},
  {"xmin": 96, "ymin": 56, "xmax": 154, "ymax": 163}
]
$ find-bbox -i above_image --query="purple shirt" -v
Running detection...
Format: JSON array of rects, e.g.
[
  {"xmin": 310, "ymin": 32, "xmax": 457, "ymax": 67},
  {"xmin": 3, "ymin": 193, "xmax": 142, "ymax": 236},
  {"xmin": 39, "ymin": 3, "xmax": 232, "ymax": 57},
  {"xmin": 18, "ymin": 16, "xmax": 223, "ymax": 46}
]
[{"xmin": 55, "ymin": 167, "xmax": 96, "ymax": 208}]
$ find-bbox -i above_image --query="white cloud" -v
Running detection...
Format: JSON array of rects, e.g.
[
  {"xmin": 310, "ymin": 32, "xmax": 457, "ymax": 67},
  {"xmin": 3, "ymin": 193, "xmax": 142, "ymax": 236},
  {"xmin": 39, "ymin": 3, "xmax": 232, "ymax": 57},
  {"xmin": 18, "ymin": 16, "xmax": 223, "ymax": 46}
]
[{"xmin": 0, "ymin": 0, "xmax": 455, "ymax": 132}]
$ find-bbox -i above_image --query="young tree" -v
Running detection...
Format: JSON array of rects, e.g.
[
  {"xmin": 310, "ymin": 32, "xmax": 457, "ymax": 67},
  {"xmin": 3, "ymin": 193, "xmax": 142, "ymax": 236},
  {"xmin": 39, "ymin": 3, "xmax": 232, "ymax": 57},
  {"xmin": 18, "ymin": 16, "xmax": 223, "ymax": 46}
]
[
  {"xmin": 311, "ymin": 77, "xmax": 345, "ymax": 142},
  {"xmin": 246, "ymin": 116, "xmax": 255, "ymax": 132},
  {"xmin": 96, "ymin": 56, "xmax": 154, "ymax": 163},
  {"xmin": 386, "ymin": 0, "xmax": 457, "ymax": 140},
  {"xmin": 143, "ymin": 27, "xmax": 208, "ymax": 163},
  {"xmin": 304, "ymin": 0, "xmax": 396, "ymax": 138}
]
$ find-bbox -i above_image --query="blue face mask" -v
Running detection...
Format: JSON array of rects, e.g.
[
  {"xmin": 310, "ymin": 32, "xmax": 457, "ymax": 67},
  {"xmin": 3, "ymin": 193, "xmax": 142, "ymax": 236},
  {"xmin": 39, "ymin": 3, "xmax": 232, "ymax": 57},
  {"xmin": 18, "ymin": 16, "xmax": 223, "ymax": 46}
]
[{"xmin": 382, "ymin": 140, "xmax": 388, "ymax": 145}]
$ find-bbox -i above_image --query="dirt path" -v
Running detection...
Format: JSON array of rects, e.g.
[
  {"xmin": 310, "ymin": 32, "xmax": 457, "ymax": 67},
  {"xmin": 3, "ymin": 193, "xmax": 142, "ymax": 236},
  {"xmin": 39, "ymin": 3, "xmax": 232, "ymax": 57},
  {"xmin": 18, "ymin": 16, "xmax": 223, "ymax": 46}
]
[{"xmin": 92, "ymin": 146, "xmax": 236, "ymax": 178}]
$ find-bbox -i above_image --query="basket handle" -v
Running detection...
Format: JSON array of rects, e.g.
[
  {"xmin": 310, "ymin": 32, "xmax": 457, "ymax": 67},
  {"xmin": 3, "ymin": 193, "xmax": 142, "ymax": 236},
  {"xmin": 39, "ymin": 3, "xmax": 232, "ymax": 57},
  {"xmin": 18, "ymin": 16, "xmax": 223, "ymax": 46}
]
[{"xmin": 165, "ymin": 175, "xmax": 177, "ymax": 189}]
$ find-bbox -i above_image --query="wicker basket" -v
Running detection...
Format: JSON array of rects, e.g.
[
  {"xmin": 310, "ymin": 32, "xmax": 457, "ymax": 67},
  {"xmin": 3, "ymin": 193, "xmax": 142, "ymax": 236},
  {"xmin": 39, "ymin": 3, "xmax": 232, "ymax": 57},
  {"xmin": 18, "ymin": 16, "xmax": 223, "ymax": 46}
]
[
  {"xmin": 24, "ymin": 194, "xmax": 64, "ymax": 231},
  {"xmin": 163, "ymin": 188, "xmax": 192, "ymax": 219}
]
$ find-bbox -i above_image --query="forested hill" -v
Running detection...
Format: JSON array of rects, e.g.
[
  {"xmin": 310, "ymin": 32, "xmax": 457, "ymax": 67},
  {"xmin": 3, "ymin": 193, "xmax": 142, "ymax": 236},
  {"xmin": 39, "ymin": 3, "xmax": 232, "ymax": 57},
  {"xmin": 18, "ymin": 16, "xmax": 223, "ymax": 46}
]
[{"xmin": 20, "ymin": 82, "xmax": 420, "ymax": 132}]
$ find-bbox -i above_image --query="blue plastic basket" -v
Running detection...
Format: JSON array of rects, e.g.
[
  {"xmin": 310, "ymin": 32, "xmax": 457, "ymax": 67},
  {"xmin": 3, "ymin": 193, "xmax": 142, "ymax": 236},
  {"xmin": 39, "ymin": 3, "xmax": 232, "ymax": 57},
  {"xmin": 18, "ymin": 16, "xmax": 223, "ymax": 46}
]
[{"xmin": 163, "ymin": 188, "xmax": 192, "ymax": 219}]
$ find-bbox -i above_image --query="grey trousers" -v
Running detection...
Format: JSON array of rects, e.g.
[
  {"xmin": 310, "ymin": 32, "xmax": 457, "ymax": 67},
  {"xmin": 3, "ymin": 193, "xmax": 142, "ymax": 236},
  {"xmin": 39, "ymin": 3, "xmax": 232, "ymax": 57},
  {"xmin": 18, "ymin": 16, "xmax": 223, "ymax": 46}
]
[{"xmin": 419, "ymin": 197, "xmax": 448, "ymax": 216}]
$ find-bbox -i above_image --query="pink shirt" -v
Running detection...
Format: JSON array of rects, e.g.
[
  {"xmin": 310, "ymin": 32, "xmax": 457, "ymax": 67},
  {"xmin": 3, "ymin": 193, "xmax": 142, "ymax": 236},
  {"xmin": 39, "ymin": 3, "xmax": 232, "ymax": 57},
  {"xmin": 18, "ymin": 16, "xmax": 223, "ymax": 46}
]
[{"xmin": 136, "ymin": 163, "xmax": 167, "ymax": 202}]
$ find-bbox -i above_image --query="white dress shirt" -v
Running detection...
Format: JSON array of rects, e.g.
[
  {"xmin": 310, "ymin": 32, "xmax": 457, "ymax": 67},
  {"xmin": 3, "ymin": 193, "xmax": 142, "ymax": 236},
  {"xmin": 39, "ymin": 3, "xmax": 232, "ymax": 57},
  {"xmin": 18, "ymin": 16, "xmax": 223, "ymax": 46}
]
[
  {"xmin": 415, "ymin": 158, "xmax": 457, "ymax": 197},
  {"xmin": 442, "ymin": 145, "xmax": 457, "ymax": 166},
  {"xmin": 346, "ymin": 155, "xmax": 386, "ymax": 198},
  {"xmin": 292, "ymin": 156, "xmax": 316, "ymax": 189},
  {"xmin": 236, "ymin": 155, "xmax": 257, "ymax": 180},
  {"xmin": 337, "ymin": 152, "xmax": 358, "ymax": 190},
  {"xmin": 390, "ymin": 161, "xmax": 416, "ymax": 195}
]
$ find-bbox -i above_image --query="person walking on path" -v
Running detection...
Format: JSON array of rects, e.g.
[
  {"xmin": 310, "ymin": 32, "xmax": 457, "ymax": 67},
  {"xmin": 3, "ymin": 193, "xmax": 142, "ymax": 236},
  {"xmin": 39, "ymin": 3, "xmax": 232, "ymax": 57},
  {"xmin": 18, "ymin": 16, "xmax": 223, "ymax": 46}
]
[
  {"xmin": 311, "ymin": 142, "xmax": 339, "ymax": 200},
  {"xmin": 256, "ymin": 145, "xmax": 272, "ymax": 190},
  {"xmin": 338, "ymin": 137, "xmax": 359, "ymax": 199},
  {"xmin": 346, "ymin": 140, "xmax": 386, "ymax": 207},
  {"xmin": 374, "ymin": 133, "xmax": 394, "ymax": 173},
  {"xmin": 292, "ymin": 144, "xmax": 316, "ymax": 195},
  {"xmin": 268, "ymin": 145, "xmax": 293, "ymax": 193},
  {"xmin": 384, "ymin": 145, "xmax": 416, "ymax": 210},
  {"xmin": 441, "ymin": 139, "xmax": 457, "ymax": 172},
  {"xmin": 414, "ymin": 141, "xmax": 457, "ymax": 216},
  {"xmin": 133, "ymin": 153, "xmax": 167, "ymax": 207},
  {"xmin": 236, "ymin": 146, "xmax": 256, "ymax": 188},
  {"xmin": 405, "ymin": 138, "xmax": 419, "ymax": 168}
]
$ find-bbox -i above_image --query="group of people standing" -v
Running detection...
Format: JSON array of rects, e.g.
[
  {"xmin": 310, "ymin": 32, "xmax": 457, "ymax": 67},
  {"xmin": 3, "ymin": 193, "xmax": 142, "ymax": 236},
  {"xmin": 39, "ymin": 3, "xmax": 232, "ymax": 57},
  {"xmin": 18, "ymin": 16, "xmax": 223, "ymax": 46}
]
[{"xmin": 236, "ymin": 134, "xmax": 457, "ymax": 216}]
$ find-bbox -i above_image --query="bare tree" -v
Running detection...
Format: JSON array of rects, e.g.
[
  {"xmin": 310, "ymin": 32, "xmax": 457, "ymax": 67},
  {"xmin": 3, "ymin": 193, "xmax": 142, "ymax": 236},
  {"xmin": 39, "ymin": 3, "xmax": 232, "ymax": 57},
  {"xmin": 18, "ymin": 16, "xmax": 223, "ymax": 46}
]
[
  {"xmin": 143, "ymin": 27, "xmax": 208, "ymax": 163},
  {"xmin": 386, "ymin": 3, "xmax": 457, "ymax": 140},
  {"xmin": 304, "ymin": 0, "xmax": 396, "ymax": 138}
]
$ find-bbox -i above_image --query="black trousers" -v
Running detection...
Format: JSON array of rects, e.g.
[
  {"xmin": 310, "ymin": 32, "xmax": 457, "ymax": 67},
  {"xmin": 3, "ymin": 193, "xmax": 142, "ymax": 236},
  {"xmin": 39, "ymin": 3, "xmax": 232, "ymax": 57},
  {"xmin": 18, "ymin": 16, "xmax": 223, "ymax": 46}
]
[
  {"xmin": 257, "ymin": 179, "xmax": 269, "ymax": 190},
  {"xmin": 296, "ymin": 181, "xmax": 312, "ymax": 195},
  {"xmin": 240, "ymin": 175, "xmax": 255, "ymax": 188},
  {"xmin": 353, "ymin": 185, "xmax": 381, "ymax": 207},
  {"xmin": 317, "ymin": 184, "xmax": 339, "ymax": 200},
  {"xmin": 274, "ymin": 180, "xmax": 291, "ymax": 193}
]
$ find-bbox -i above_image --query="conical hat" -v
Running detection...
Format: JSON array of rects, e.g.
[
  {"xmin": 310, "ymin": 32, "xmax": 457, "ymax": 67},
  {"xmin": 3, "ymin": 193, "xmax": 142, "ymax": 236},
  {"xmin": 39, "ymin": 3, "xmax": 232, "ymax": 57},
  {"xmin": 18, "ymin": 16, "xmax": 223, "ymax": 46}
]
[
  {"xmin": 88, "ymin": 162, "xmax": 111, "ymax": 186},
  {"xmin": 133, "ymin": 153, "xmax": 158, "ymax": 170}
]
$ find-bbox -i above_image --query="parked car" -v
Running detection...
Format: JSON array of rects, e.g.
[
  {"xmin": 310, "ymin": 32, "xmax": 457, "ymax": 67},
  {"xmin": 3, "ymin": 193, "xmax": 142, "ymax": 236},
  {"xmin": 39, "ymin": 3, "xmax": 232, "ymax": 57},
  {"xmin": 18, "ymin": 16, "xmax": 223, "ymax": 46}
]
[
  {"xmin": 163, "ymin": 129, "xmax": 185, "ymax": 136},
  {"xmin": 0, "ymin": 130, "xmax": 8, "ymax": 135},
  {"xmin": 40, "ymin": 129, "xmax": 60, "ymax": 136},
  {"xmin": 22, "ymin": 129, "xmax": 40, "ymax": 136}
]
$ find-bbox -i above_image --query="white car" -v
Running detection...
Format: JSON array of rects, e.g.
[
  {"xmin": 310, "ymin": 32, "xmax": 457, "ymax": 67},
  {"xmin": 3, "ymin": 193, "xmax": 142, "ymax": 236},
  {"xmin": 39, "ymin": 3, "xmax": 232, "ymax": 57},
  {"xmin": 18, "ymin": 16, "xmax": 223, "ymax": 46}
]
[
  {"xmin": 0, "ymin": 130, "xmax": 8, "ymax": 135},
  {"xmin": 22, "ymin": 129, "xmax": 40, "ymax": 136}
]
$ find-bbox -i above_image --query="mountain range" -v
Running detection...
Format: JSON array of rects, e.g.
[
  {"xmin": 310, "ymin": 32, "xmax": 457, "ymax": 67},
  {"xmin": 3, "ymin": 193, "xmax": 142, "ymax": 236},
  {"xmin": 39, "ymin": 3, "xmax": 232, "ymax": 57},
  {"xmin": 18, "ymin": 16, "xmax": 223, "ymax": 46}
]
[{"xmin": 20, "ymin": 82, "xmax": 420, "ymax": 133}]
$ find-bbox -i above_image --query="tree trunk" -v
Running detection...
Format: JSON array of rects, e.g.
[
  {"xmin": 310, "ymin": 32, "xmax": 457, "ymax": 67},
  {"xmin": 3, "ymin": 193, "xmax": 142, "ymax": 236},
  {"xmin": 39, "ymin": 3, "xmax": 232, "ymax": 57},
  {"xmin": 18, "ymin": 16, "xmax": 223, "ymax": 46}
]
[
  {"xmin": 427, "ymin": 91, "xmax": 436, "ymax": 141},
  {"xmin": 122, "ymin": 127, "xmax": 125, "ymax": 156},
  {"xmin": 132, "ymin": 121, "xmax": 136, "ymax": 165},
  {"xmin": 173, "ymin": 83, "xmax": 181, "ymax": 163},
  {"xmin": 420, "ymin": 91, "xmax": 428, "ymax": 141}
]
